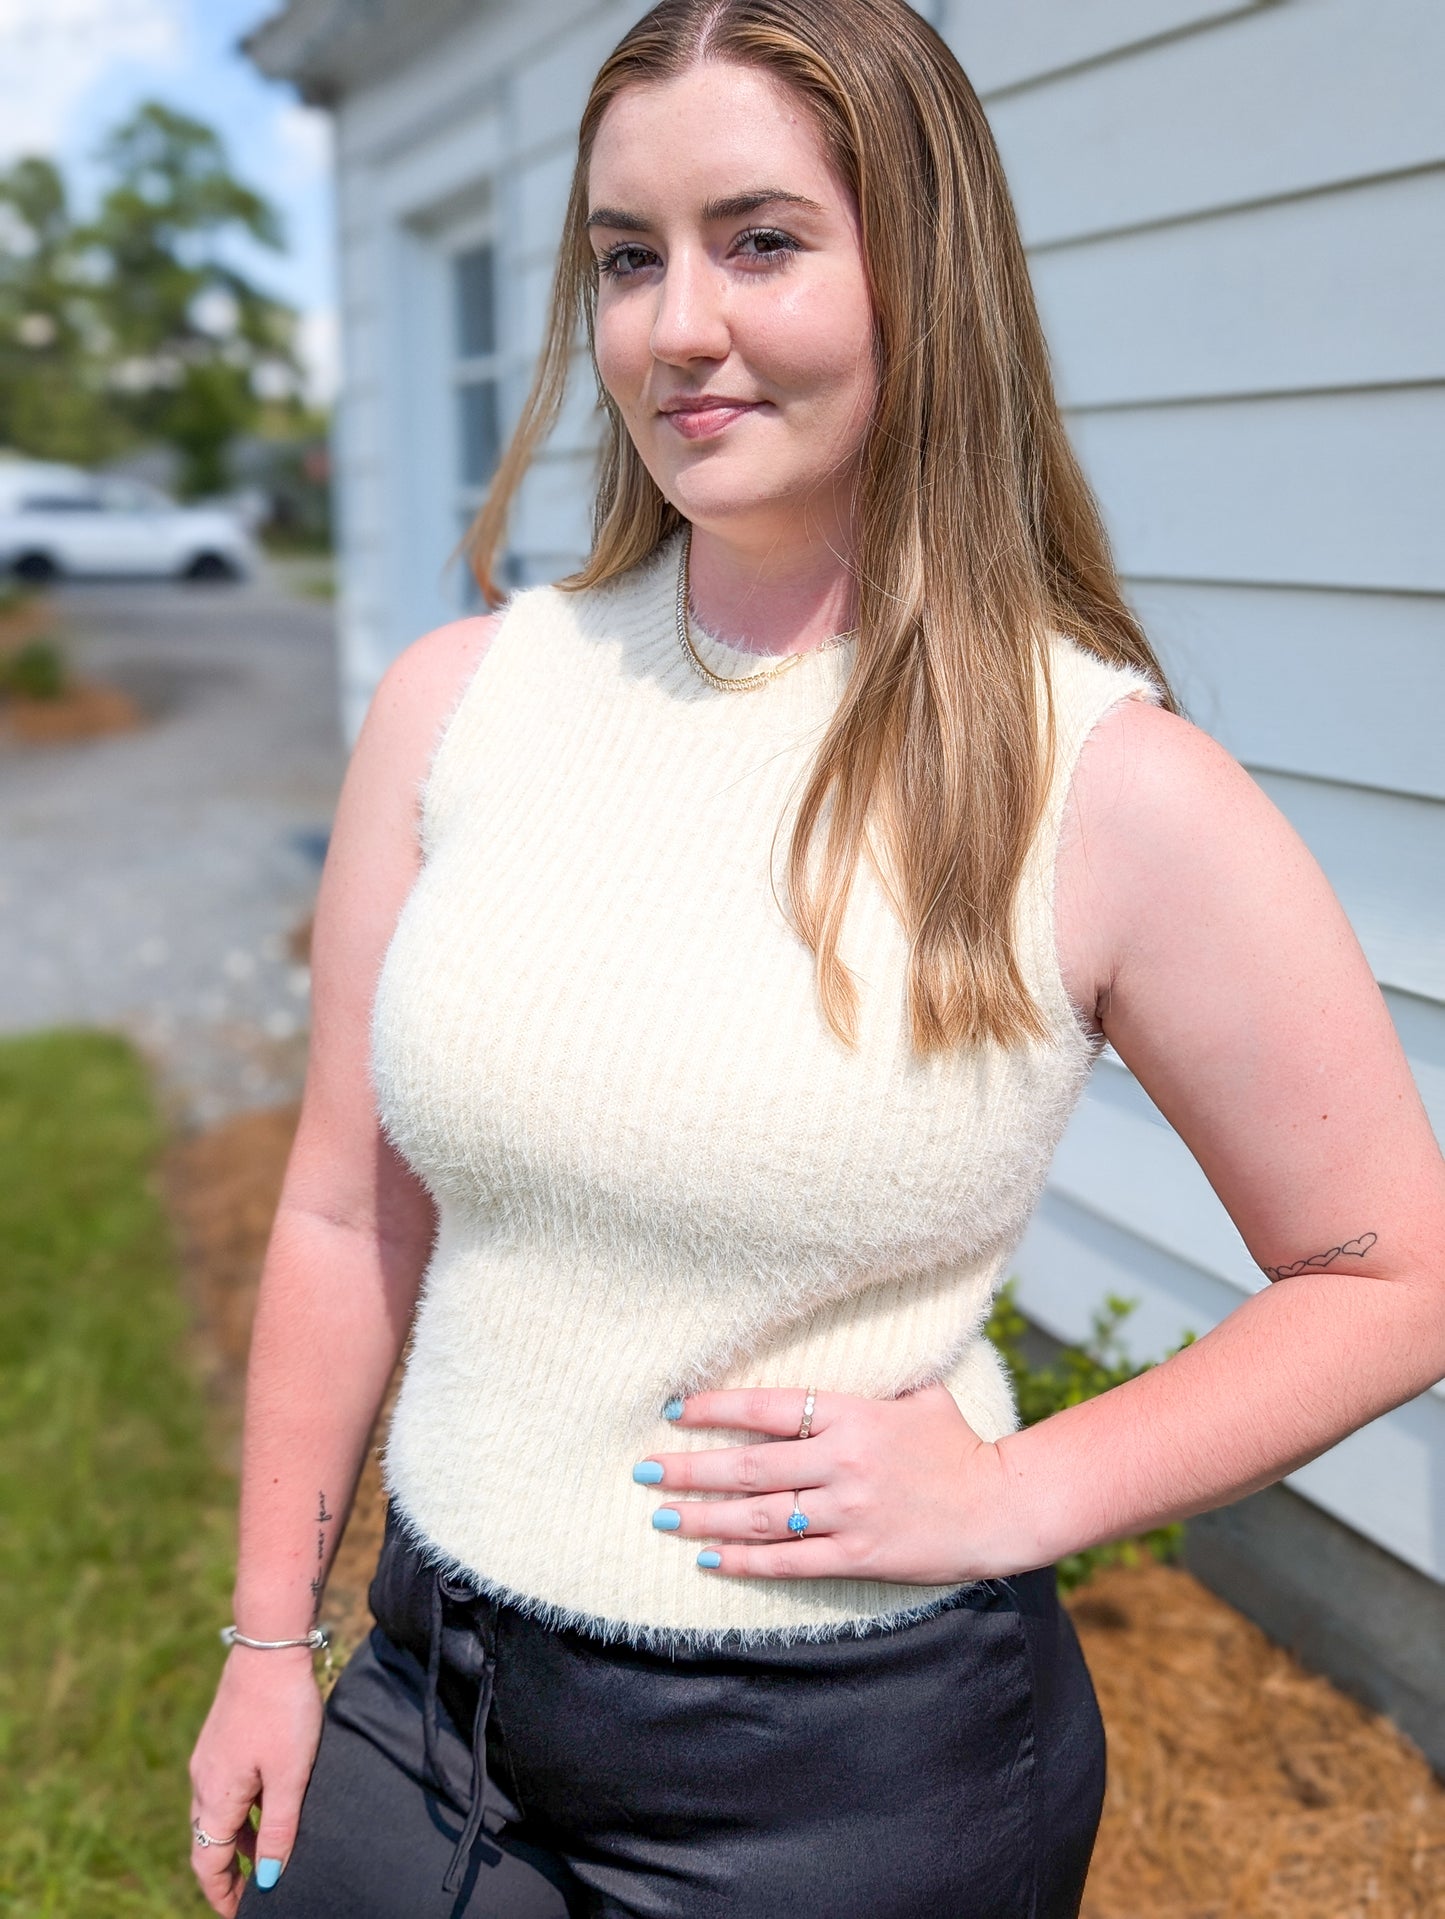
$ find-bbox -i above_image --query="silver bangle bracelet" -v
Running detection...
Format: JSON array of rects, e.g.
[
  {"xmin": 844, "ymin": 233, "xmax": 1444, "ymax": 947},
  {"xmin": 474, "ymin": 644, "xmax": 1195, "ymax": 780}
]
[{"xmin": 219, "ymin": 1624, "xmax": 332, "ymax": 1653}]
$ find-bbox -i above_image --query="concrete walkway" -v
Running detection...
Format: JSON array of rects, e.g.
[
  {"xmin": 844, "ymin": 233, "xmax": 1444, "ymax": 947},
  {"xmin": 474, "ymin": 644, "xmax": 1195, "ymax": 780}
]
[{"xmin": 0, "ymin": 568, "xmax": 348, "ymax": 1127}]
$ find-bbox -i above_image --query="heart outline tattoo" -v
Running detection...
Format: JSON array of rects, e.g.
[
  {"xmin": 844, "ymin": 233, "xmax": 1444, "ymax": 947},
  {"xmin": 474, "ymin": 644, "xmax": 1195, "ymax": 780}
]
[{"xmin": 1263, "ymin": 1232, "xmax": 1378, "ymax": 1283}]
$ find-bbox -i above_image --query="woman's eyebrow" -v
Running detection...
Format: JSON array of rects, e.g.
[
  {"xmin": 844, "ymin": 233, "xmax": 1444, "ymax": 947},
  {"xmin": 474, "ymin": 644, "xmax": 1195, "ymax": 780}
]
[{"xmin": 584, "ymin": 188, "xmax": 826, "ymax": 231}]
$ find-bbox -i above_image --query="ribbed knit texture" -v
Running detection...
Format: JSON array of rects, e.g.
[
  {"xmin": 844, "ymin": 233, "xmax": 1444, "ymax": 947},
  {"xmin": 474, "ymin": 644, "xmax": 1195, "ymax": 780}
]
[{"xmin": 370, "ymin": 529, "xmax": 1160, "ymax": 1647}]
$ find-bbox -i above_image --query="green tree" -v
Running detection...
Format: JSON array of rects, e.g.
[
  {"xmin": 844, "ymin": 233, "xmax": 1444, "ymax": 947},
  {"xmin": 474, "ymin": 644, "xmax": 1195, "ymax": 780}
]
[
  {"xmin": 81, "ymin": 102, "xmax": 303, "ymax": 495},
  {"xmin": 0, "ymin": 101, "xmax": 304, "ymax": 493},
  {"xmin": 0, "ymin": 157, "xmax": 124, "ymax": 464}
]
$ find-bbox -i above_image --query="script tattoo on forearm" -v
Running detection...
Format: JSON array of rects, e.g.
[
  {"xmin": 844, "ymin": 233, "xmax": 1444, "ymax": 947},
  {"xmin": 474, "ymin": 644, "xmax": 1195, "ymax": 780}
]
[
  {"xmin": 310, "ymin": 1490, "xmax": 334, "ymax": 1618},
  {"xmin": 1262, "ymin": 1231, "xmax": 1378, "ymax": 1283}
]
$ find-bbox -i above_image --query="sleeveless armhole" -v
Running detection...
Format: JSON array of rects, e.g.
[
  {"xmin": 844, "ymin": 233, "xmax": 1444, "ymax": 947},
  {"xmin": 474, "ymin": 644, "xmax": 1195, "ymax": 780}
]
[
  {"xmin": 1024, "ymin": 635, "xmax": 1165, "ymax": 1049},
  {"xmin": 415, "ymin": 586, "xmax": 541, "ymax": 863}
]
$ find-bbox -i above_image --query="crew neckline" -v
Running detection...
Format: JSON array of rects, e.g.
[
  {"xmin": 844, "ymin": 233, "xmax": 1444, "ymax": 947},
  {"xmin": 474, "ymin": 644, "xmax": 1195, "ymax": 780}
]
[
  {"xmin": 687, "ymin": 610, "xmax": 845, "ymax": 675},
  {"xmin": 669, "ymin": 531, "xmax": 855, "ymax": 685}
]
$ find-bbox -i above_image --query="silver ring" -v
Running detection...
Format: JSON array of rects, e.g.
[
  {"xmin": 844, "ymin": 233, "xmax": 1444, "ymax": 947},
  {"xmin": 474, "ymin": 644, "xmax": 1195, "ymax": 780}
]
[
  {"xmin": 788, "ymin": 1489, "xmax": 810, "ymax": 1537},
  {"xmin": 796, "ymin": 1387, "xmax": 816, "ymax": 1440},
  {"xmin": 192, "ymin": 1818, "xmax": 238, "ymax": 1849}
]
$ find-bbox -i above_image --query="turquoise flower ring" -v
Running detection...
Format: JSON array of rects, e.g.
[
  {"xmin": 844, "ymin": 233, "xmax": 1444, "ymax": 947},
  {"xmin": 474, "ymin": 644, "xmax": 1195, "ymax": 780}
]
[{"xmin": 788, "ymin": 1490, "xmax": 810, "ymax": 1538}]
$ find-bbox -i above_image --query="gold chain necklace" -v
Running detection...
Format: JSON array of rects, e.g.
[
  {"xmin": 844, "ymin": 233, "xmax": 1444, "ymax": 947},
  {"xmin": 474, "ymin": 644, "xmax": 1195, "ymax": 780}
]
[{"xmin": 674, "ymin": 526, "xmax": 857, "ymax": 692}]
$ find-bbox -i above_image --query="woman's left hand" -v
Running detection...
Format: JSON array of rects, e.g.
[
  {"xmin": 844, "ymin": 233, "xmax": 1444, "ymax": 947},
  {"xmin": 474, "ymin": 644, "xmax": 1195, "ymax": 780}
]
[{"xmin": 634, "ymin": 1384, "xmax": 1030, "ymax": 1584}]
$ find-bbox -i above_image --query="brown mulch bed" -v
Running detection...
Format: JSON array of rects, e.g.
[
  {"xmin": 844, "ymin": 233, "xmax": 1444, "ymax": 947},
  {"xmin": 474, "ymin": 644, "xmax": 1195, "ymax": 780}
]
[
  {"xmin": 0, "ymin": 594, "xmax": 146, "ymax": 743},
  {"xmin": 163, "ymin": 1099, "xmax": 1445, "ymax": 1916},
  {"xmin": 0, "ymin": 593, "xmax": 60, "ymax": 650},
  {"xmin": 1, "ymin": 678, "xmax": 145, "ymax": 744}
]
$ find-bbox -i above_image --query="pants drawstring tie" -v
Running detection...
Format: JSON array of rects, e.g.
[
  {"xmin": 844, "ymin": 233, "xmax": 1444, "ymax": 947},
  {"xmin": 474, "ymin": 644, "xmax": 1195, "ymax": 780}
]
[{"xmin": 422, "ymin": 1566, "xmax": 504, "ymax": 1894}]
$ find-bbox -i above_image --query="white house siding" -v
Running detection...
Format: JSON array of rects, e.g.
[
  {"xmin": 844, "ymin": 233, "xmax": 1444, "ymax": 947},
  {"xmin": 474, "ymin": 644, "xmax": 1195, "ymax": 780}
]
[
  {"xmin": 942, "ymin": 0, "xmax": 1445, "ymax": 1581},
  {"xmin": 309, "ymin": 0, "xmax": 1442, "ymax": 1577}
]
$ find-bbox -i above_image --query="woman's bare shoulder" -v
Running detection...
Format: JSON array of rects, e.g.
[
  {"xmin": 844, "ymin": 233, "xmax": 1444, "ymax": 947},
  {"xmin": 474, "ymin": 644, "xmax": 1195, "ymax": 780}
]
[
  {"xmin": 311, "ymin": 610, "xmax": 505, "ymax": 1011},
  {"xmin": 361, "ymin": 611, "xmax": 505, "ymax": 773},
  {"xmin": 1054, "ymin": 692, "xmax": 1277, "ymax": 1030}
]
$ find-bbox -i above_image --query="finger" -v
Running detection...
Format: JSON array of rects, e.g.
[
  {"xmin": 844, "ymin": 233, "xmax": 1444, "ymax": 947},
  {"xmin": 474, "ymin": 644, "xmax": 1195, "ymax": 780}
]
[
  {"xmin": 191, "ymin": 1850, "xmax": 243, "ymax": 1919},
  {"xmin": 639, "ymin": 1435, "xmax": 828, "ymax": 1496},
  {"xmin": 190, "ymin": 1807, "xmax": 247, "ymax": 1918},
  {"xmin": 251, "ymin": 1771, "xmax": 310, "ymax": 1895},
  {"xmin": 667, "ymin": 1386, "xmax": 837, "ymax": 1439},
  {"xmin": 694, "ymin": 1537, "xmax": 866, "ymax": 1580},
  {"xmin": 653, "ymin": 1490, "xmax": 831, "ymax": 1542},
  {"xmin": 190, "ymin": 1840, "xmax": 240, "ymax": 1919}
]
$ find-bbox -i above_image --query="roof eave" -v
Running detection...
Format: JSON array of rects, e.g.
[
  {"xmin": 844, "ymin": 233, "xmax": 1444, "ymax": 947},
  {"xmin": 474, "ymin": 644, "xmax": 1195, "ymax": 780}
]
[{"xmin": 241, "ymin": 0, "xmax": 492, "ymax": 106}]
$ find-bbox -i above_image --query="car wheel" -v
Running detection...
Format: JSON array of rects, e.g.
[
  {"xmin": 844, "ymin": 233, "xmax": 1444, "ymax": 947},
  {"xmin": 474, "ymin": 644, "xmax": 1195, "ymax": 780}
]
[
  {"xmin": 13, "ymin": 551, "xmax": 59, "ymax": 584},
  {"xmin": 184, "ymin": 551, "xmax": 240, "ymax": 582}
]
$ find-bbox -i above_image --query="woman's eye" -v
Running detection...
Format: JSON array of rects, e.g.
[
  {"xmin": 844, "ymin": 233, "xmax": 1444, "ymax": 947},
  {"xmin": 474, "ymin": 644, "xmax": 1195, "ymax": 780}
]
[
  {"xmin": 596, "ymin": 244, "xmax": 656, "ymax": 280},
  {"xmin": 734, "ymin": 227, "xmax": 799, "ymax": 262}
]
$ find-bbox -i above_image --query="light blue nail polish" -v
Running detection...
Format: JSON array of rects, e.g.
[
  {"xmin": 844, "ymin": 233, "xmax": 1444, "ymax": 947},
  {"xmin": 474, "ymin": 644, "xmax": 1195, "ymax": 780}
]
[
  {"xmin": 255, "ymin": 1858, "xmax": 283, "ymax": 1891},
  {"xmin": 632, "ymin": 1460, "xmax": 664, "ymax": 1484},
  {"xmin": 662, "ymin": 1397, "xmax": 684, "ymax": 1421},
  {"xmin": 652, "ymin": 1507, "xmax": 682, "ymax": 1531},
  {"xmin": 697, "ymin": 1550, "xmax": 721, "ymax": 1568}
]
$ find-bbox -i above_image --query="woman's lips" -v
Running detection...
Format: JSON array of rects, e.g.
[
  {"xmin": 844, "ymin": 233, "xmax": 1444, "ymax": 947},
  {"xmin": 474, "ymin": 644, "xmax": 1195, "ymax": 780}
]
[{"xmin": 660, "ymin": 401, "xmax": 764, "ymax": 441}]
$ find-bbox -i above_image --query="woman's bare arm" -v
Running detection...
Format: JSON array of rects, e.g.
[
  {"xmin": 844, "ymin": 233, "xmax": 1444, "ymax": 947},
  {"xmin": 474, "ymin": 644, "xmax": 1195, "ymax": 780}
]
[
  {"xmin": 1009, "ymin": 698, "xmax": 1445, "ymax": 1563},
  {"xmin": 189, "ymin": 610, "xmax": 499, "ymax": 1915}
]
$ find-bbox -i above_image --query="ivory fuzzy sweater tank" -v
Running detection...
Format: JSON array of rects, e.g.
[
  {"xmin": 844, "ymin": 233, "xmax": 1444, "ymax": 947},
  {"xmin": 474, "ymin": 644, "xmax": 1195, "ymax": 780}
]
[{"xmin": 370, "ymin": 528, "xmax": 1157, "ymax": 1646}]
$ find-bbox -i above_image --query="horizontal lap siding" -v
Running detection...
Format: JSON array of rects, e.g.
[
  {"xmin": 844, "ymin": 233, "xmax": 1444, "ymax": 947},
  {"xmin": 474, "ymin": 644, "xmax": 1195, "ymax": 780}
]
[
  {"xmin": 1034, "ymin": 169, "xmax": 1445, "ymax": 405},
  {"xmin": 1130, "ymin": 584, "xmax": 1444, "ymax": 804},
  {"xmin": 977, "ymin": 0, "xmax": 1445, "ymax": 244},
  {"xmin": 944, "ymin": 0, "xmax": 1274, "ymax": 95},
  {"xmin": 1068, "ymin": 390, "xmax": 1445, "ymax": 593},
  {"xmin": 942, "ymin": 0, "xmax": 1445, "ymax": 1577}
]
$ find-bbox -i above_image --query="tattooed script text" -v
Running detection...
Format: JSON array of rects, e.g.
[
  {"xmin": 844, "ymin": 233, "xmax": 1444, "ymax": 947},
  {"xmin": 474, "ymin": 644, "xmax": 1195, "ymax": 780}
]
[{"xmin": 311, "ymin": 1490, "xmax": 333, "ymax": 1617}]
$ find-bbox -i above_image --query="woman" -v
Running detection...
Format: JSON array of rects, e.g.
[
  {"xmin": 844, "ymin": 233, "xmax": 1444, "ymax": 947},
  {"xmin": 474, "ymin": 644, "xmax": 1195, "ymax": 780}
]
[{"xmin": 189, "ymin": 3, "xmax": 1445, "ymax": 1914}]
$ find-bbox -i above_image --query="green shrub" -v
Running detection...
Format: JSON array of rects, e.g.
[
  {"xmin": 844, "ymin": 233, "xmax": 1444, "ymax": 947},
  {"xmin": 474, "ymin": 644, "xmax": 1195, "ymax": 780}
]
[
  {"xmin": 0, "ymin": 636, "xmax": 68, "ymax": 700},
  {"xmin": 985, "ymin": 1279, "xmax": 1195, "ymax": 1590}
]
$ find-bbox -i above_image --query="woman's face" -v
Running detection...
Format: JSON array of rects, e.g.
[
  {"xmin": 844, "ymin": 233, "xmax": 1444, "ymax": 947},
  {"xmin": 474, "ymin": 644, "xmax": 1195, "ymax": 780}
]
[{"xmin": 586, "ymin": 62, "xmax": 876, "ymax": 545}]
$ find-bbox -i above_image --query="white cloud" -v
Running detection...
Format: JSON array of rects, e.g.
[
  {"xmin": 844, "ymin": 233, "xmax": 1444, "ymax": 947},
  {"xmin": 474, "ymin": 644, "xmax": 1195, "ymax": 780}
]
[
  {"xmin": 274, "ymin": 101, "xmax": 332, "ymax": 178},
  {"xmin": 0, "ymin": 0, "xmax": 182, "ymax": 165},
  {"xmin": 298, "ymin": 303, "xmax": 339, "ymax": 407}
]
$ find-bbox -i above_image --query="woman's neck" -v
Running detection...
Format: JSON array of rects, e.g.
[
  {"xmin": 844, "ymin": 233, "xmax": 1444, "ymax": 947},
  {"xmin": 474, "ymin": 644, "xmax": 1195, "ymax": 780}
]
[{"xmin": 683, "ymin": 512, "xmax": 859, "ymax": 658}]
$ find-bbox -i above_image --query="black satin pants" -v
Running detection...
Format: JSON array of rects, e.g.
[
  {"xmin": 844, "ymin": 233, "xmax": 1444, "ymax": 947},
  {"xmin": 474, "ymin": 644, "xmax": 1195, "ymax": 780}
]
[{"xmin": 239, "ymin": 1507, "xmax": 1106, "ymax": 1917}]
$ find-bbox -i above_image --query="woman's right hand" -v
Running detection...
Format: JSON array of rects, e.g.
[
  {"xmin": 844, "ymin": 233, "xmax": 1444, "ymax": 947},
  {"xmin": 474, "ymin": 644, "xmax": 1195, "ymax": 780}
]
[{"xmin": 189, "ymin": 1648, "xmax": 324, "ymax": 1915}]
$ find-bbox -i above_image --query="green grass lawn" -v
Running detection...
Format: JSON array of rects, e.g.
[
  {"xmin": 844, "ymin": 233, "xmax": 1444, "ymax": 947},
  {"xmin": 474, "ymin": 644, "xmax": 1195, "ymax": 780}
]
[{"xmin": 0, "ymin": 1030, "xmax": 234, "ymax": 1916}]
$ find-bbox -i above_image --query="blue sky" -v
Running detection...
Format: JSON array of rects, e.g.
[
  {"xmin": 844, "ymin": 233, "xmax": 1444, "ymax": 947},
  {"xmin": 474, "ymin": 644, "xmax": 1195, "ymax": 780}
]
[{"xmin": 0, "ymin": 0, "xmax": 336, "ymax": 400}]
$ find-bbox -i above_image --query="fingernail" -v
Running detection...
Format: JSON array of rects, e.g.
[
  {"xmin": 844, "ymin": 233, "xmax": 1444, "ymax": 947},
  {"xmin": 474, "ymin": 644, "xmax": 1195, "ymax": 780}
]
[
  {"xmin": 662, "ymin": 1397, "xmax": 684, "ymax": 1421},
  {"xmin": 652, "ymin": 1507, "xmax": 682, "ymax": 1531},
  {"xmin": 632, "ymin": 1460, "xmax": 664, "ymax": 1484},
  {"xmin": 697, "ymin": 1550, "xmax": 721, "ymax": 1568},
  {"xmin": 255, "ymin": 1858, "xmax": 283, "ymax": 1891}
]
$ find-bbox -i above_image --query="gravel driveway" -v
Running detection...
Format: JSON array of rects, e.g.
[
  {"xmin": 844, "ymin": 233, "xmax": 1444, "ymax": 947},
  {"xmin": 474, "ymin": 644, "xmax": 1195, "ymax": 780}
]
[{"xmin": 0, "ymin": 567, "xmax": 348, "ymax": 1126}]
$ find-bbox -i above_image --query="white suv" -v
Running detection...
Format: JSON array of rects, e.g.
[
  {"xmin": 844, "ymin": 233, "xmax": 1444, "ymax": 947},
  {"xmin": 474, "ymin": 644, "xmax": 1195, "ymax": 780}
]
[{"xmin": 0, "ymin": 461, "xmax": 260, "ymax": 583}]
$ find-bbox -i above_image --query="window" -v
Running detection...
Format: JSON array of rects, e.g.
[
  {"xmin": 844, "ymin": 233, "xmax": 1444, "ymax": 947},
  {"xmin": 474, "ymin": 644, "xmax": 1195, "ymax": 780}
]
[
  {"xmin": 21, "ymin": 493, "xmax": 102, "ymax": 512},
  {"xmin": 452, "ymin": 235, "xmax": 503, "ymax": 611},
  {"xmin": 453, "ymin": 239, "xmax": 501, "ymax": 492},
  {"xmin": 100, "ymin": 479, "xmax": 168, "ymax": 513}
]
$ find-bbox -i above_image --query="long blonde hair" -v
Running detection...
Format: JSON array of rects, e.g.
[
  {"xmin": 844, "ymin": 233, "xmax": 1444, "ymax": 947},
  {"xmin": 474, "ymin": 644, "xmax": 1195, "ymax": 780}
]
[{"xmin": 463, "ymin": 0, "xmax": 1177, "ymax": 1054}]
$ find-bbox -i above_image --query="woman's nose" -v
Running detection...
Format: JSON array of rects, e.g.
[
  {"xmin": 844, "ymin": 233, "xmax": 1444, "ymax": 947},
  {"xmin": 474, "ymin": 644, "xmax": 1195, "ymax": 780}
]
[{"xmin": 648, "ymin": 248, "xmax": 730, "ymax": 366}]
